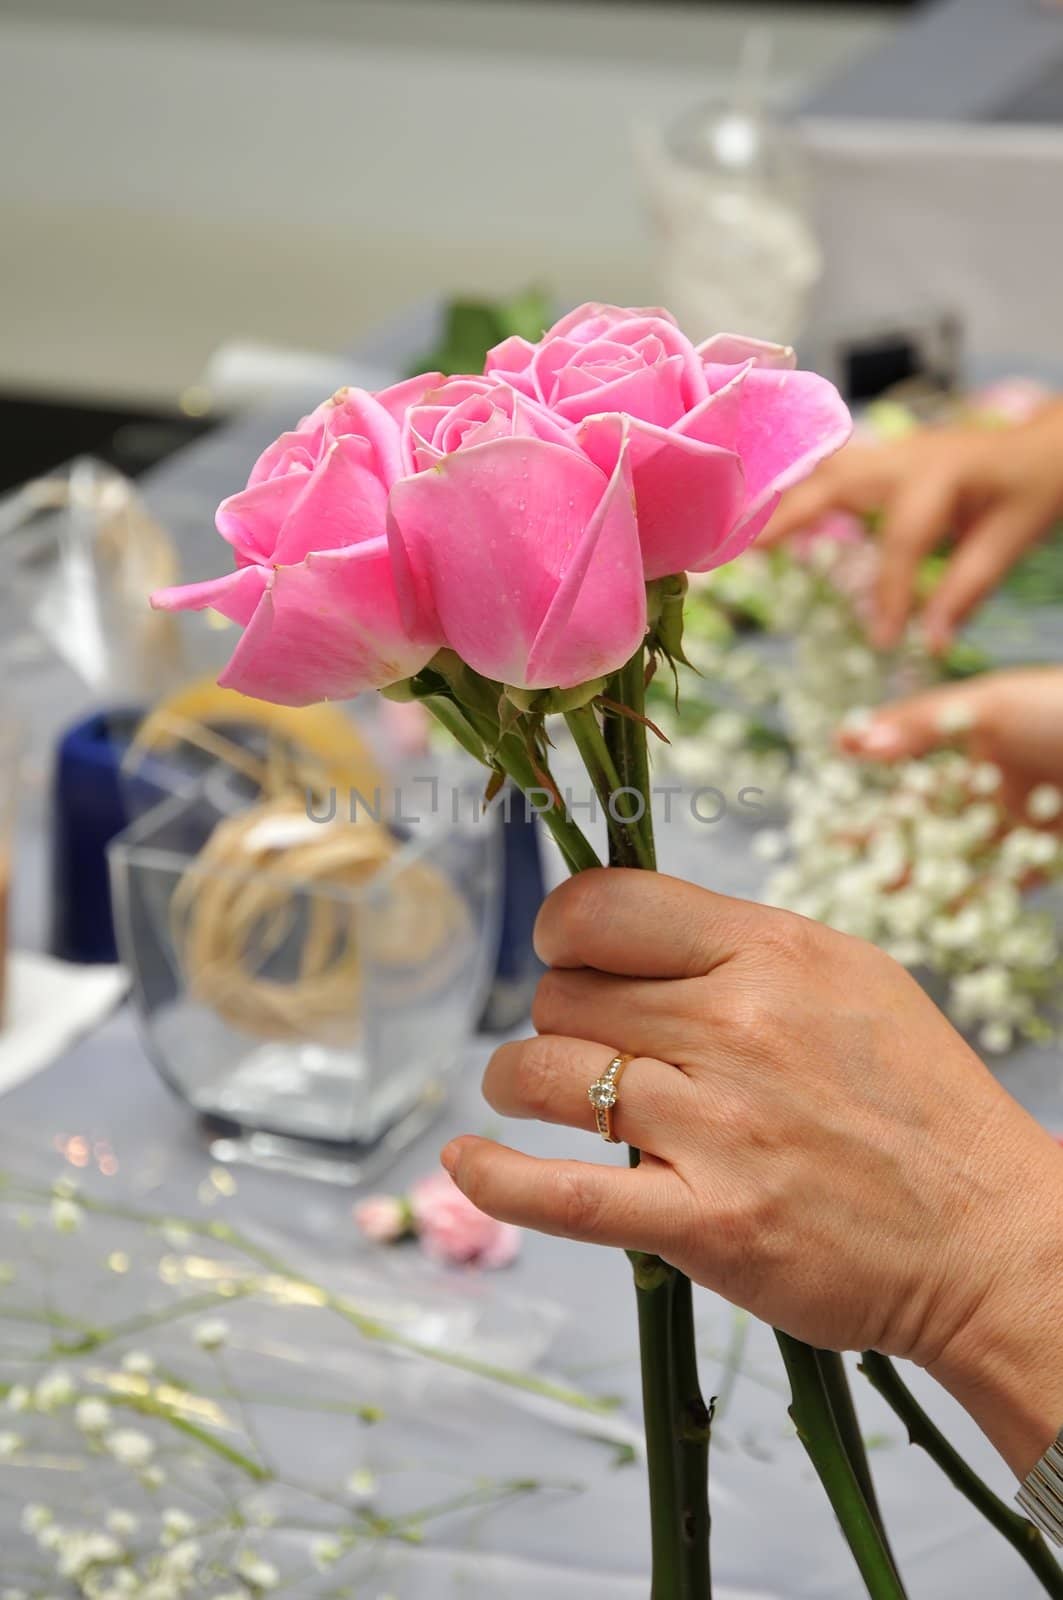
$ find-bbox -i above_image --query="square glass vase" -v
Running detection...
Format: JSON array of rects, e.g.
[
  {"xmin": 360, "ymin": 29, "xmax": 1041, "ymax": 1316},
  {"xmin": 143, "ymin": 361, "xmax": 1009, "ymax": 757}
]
[{"xmin": 108, "ymin": 778, "xmax": 501, "ymax": 1184}]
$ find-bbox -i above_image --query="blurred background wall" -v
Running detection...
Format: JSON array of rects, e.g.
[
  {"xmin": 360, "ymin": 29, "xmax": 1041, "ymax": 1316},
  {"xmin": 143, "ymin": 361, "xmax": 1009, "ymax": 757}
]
[{"xmin": 0, "ymin": 0, "xmax": 895, "ymax": 407}]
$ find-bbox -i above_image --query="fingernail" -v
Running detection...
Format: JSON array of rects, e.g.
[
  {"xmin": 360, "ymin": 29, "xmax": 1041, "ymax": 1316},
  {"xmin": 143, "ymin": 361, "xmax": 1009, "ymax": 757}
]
[
  {"xmin": 440, "ymin": 1141, "xmax": 460, "ymax": 1176},
  {"xmin": 923, "ymin": 617, "xmax": 951, "ymax": 655},
  {"xmin": 859, "ymin": 722, "xmax": 903, "ymax": 755}
]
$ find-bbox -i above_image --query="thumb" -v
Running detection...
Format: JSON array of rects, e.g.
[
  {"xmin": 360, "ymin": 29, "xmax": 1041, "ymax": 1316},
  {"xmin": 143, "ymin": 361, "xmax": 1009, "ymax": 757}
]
[{"xmin": 837, "ymin": 685, "xmax": 981, "ymax": 762}]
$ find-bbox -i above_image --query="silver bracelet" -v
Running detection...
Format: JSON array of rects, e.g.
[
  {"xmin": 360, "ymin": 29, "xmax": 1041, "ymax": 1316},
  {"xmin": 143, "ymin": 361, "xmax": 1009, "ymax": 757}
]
[{"xmin": 1017, "ymin": 1428, "xmax": 1063, "ymax": 1544}]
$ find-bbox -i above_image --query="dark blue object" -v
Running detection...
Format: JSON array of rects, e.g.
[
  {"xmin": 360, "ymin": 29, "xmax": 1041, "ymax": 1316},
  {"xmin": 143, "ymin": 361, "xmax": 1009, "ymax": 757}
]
[
  {"xmin": 479, "ymin": 795, "xmax": 547, "ymax": 1033},
  {"xmin": 50, "ymin": 709, "xmax": 153, "ymax": 963}
]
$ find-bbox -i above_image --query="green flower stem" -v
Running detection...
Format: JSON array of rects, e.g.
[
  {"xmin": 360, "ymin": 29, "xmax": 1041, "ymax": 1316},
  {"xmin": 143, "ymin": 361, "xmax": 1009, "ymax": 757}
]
[
  {"xmin": 0, "ymin": 1375, "xmax": 269, "ymax": 1482},
  {"xmin": 491, "ymin": 726, "xmax": 602, "ymax": 875},
  {"xmin": 633, "ymin": 1252, "xmax": 685, "ymax": 1600},
  {"xmin": 423, "ymin": 688, "xmax": 602, "ymax": 874},
  {"xmin": 604, "ymin": 642, "xmax": 712, "ymax": 1600},
  {"xmin": 816, "ymin": 1348, "xmax": 897, "ymax": 1570},
  {"xmin": 670, "ymin": 1269, "xmax": 713, "ymax": 1596},
  {"xmin": 600, "ymin": 643, "xmax": 901, "ymax": 1598},
  {"xmin": 860, "ymin": 1351, "xmax": 1063, "ymax": 1597},
  {"xmin": 112, "ymin": 1390, "xmax": 271, "ymax": 1481},
  {"xmin": 563, "ymin": 705, "xmax": 654, "ymax": 870},
  {"xmin": 421, "ymin": 693, "xmax": 494, "ymax": 766},
  {"xmin": 604, "ymin": 651, "xmax": 657, "ymax": 871},
  {"xmin": 777, "ymin": 1334, "xmax": 908, "ymax": 1600}
]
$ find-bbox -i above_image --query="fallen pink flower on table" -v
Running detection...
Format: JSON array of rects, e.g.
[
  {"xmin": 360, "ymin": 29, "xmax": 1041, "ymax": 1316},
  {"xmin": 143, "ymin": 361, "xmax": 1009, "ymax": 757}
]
[
  {"xmin": 409, "ymin": 1170, "xmax": 521, "ymax": 1269},
  {"xmin": 353, "ymin": 1194, "xmax": 409, "ymax": 1244}
]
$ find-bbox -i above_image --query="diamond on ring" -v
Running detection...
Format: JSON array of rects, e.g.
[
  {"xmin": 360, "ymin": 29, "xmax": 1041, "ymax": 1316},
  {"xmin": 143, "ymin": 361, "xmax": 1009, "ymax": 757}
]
[{"xmin": 588, "ymin": 1054, "xmax": 633, "ymax": 1143}]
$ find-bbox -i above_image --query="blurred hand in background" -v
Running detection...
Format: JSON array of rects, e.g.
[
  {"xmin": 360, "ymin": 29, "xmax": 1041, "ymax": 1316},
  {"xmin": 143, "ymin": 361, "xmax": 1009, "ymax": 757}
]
[
  {"xmin": 838, "ymin": 666, "xmax": 1063, "ymax": 824},
  {"xmin": 764, "ymin": 400, "xmax": 1063, "ymax": 653}
]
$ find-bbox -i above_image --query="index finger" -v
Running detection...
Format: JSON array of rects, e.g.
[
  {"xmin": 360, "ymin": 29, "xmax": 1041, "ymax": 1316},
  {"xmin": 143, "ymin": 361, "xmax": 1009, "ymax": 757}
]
[
  {"xmin": 440, "ymin": 1135, "xmax": 690, "ymax": 1253},
  {"xmin": 760, "ymin": 444, "xmax": 892, "ymax": 547},
  {"xmin": 533, "ymin": 868, "xmax": 760, "ymax": 977}
]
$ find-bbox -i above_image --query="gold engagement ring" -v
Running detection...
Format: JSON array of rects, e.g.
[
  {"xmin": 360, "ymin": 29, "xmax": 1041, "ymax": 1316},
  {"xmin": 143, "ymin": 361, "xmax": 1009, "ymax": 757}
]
[{"xmin": 587, "ymin": 1052, "xmax": 634, "ymax": 1143}]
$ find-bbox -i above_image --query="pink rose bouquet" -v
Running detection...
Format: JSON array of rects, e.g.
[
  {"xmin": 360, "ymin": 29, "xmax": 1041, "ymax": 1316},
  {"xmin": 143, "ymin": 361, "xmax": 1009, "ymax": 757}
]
[
  {"xmin": 154, "ymin": 305, "xmax": 849, "ymax": 706},
  {"xmin": 152, "ymin": 306, "xmax": 872, "ymax": 1597}
]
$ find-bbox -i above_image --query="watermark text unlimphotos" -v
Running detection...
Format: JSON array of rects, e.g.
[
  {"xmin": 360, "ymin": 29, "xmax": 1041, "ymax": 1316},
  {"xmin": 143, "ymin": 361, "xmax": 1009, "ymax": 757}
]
[{"xmin": 306, "ymin": 780, "xmax": 764, "ymax": 828}]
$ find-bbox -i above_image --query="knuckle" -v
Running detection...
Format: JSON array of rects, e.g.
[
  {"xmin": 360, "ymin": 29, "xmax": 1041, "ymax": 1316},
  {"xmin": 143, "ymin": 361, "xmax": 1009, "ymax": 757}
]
[
  {"xmin": 712, "ymin": 1192, "xmax": 771, "ymax": 1267},
  {"xmin": 512, "ymin": 1041, "xmax": 558, "ymax": 1118},
  {"xmin": 550, "ymin": 869, "xmax": 610, "ymax": 952},
  {"xmin": 554, "ymin": 1168, "xmax": 601, "ymax": 1237},
  {"xmin": 701, "ymin": 1084, "xmax": 756, "ymax": 1146},
  {"xmin": 745, "ymin": 909, "xmax": 817, "ymax": 973},
  {"xmin": 712, "ymin": 985, "xmax": 788, "ymax": 1059},
  {"xmin": 530, "ymin": 968, "xmax": 569, "ymax": 1033}
]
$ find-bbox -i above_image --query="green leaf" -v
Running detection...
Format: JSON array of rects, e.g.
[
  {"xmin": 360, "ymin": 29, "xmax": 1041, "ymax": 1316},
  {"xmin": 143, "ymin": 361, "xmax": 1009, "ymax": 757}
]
[{"xmin": 407, "ymin": 288, "xmax": 554, "ymax": 377}]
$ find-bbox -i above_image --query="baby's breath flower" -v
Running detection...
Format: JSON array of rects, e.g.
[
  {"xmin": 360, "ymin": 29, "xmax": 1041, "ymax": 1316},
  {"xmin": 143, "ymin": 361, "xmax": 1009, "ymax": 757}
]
[
  {"xmin": 6, "ymin": 1383, "xmax": 30, "ymax": 1413},
  {"xmin": 99, "ymin": 1573, "xmax": 137, "ymax": 1599},
  {"xmin": 192, "ymin": 1318, "xmax": 230, "ymax": 1351},
  {"xmin": 50, "ymin": 1196, "xmax": 83, "ymax": 1233},
  {"xmin": 0, "ymin": 1430, "xmax": 21, "ymax": 1456},
  {"xmin": 161, "ymin": 1508, "xmax": 196, "ymax": 1545},
  {"xmin": 105, "ymin": 1509, "xmax": 139, "ymax": 1539},
  {"xmin": 1028, "ymin": 783, "xmax": 1063, "ymax": 823},
  {"xmin": 121, "ymin": 1350, "xmax": 155, "ymax": 1377},
  {"xmin": 883, "ymin": 940, "xmax": 926, "ymax": 968},
  {"xmin": 901, "ymin": 762, "xmax": 937, "ymax": 797},
  {"xmin": 141, "ymin": 1463, "xmax": 167, "ymax": 1489},
  {"xmin": 56, "ymin": 1530, "xmax": 123, "ymax": 1579},
  {"xmin": 138, "ymin": 1583, "xmax": 180, "ymax": 1600},
  {"xmin": 160, "ymin": 1537, "xmax": 201, "ymax": 1576},
  {"xmin": 234, "ymin": 1550, "xmax": 279, "ymax": 1589},
  {"xmin": 969, "ymin": 761, "xmax": 1002, "ymax": 795},
  {"xmin": 20, "ymin": 1502, "xmax": 52, "ymax": 1534},
  {"xmin": 311, "ymin": 1535, "xmax": 342, "ymax": 1571},
  {"xmin": 979, "ymin": 1020, "xmax": 1014, "ymax": 1055},
  {"xmin": 75, "ymin": 1397, "xmax": 112, "ymax": 1434},
  {"xmin": 751, "ymin": 829, "xmax": 787, "ymax": 863},
  {"xmin": 345, "ymin": 1467, "xmax": 378, "ymax": 1502},
  {"xmin": 34, "ymin": 1369, "xmax": 75, "ymax": 1412},
  {"xmin": 105, "ymin": 1428, "xmax": 155, "ymax": 1468}
]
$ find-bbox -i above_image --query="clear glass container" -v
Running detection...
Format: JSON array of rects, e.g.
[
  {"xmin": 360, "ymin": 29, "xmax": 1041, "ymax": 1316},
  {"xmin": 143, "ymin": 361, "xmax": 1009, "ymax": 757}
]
[
  {"xmin": 0, "ymin": 718, "xmax": 20, "ymax": 1026},
  {"xmin": 108, "ymin": 777, "xmax": 501, "ymax": 1183},
  {"xmin": 639, "ymin": 85, "xmax": 822, "ymax": 346}
]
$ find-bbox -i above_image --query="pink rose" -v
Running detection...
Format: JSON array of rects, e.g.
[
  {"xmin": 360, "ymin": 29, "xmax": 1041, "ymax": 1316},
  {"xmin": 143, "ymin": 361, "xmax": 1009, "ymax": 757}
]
[
  {"xmin": 403, "ymin": 375, "xmax": 572, "ymax": 471},
  {"xmin": 486, "ymin": 304, "xmax": 852, "ymax": 582},
  {"xmin": 387, "ymin": 425, "xmax": 647, "ymax": 691},
  {"xmin": 354, "ymin": 1194, "xmax": 409, "ymax": 1244},
  {"xmin": 151, "ymin": 377, "xmax": 444, "ymax": 706},
  {"xmin": 408, "ymin": 1171, "xmax": 521, "ymax": 1269}
]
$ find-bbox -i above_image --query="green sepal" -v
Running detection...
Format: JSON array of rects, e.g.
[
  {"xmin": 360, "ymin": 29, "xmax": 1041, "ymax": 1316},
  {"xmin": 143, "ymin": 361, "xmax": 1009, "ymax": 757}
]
[
  {"xmin": 504, "ymin": 677, "xmax": 607, "ymax": 715},
  {"xmin": 646, "ymin": 573, "xmax": 691, "ymax": 667}
]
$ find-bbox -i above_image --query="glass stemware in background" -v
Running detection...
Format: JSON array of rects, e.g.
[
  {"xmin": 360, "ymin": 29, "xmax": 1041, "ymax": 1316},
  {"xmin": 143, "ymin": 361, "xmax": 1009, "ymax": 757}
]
[
  {"xmin": 636, "ymin": 31, "xmax": 822, "ymax": 346},
  {"xmin": 109, "ymin": 773, "xmax": 502, "ymax": 1185},
  {"xmin": 0, "ymin": 719, "xmax": 21, "ymax": 1028}
]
